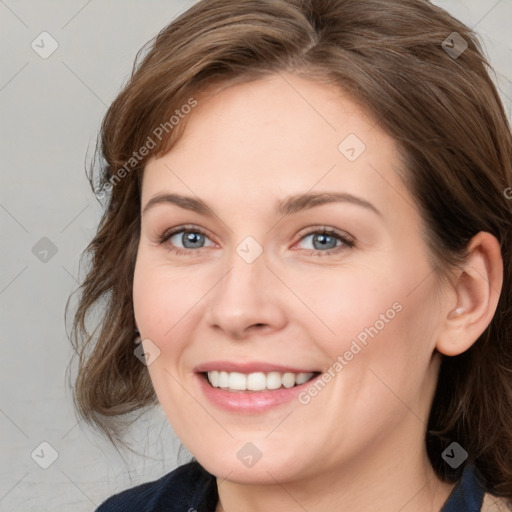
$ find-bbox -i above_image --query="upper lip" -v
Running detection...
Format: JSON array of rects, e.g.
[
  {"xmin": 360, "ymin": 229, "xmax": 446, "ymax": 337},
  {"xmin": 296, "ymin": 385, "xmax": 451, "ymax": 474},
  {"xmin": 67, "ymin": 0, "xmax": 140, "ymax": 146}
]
[{"xmin": 194, "ymin": 361, "xmax": 320, "ymax": 374}]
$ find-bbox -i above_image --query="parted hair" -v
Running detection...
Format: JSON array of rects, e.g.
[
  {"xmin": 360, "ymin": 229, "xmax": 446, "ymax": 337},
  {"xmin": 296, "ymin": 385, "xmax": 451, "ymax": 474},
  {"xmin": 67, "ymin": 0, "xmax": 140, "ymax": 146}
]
[{"xmin": 66, "ymin": 0, "xmax": 512, "ymax": 503}]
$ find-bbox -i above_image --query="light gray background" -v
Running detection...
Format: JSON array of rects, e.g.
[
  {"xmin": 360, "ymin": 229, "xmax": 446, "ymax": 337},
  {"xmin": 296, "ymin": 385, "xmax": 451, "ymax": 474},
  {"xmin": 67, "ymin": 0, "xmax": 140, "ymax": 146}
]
[{"xmin": 1, "ymin": 1, "xmax": 511, "ymax": 510}]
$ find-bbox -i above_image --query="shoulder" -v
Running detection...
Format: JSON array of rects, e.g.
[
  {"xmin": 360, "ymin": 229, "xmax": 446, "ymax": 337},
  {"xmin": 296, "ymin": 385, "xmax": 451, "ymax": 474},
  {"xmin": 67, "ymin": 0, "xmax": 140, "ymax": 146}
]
[
  {"xmin": 481, "ymin": 493, "xmax": 511, "ymax": 512},
  {"xmin": 95, "ymin": 459, "xmax": 218, "ymax": 512}
]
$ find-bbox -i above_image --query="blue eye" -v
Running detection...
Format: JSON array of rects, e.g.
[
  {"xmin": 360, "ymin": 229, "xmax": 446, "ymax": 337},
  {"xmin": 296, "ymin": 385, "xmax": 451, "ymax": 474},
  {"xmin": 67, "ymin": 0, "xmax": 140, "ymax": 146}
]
[
  {"xmin": 159, "ymin": 225, "xmax": 214, "ymax": 252},
  {"xmin": 158, "ymin": 225, "xmax": 354, "ymax": 256},
  {"xmin": 295, "ymin": 227, "xmax": 354, "ymax": 256}
]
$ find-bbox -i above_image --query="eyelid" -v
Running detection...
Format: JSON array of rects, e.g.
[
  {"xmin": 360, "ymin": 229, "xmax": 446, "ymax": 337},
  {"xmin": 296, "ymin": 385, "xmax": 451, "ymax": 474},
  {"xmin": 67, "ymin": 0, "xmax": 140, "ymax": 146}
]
[
  {"xmin": 159, "ymin": 224, "xmax": 217, "ymax": 246},
  {"xmin": 161, "ymin": 223, "xmax": 210, "ymax": 238},
  {"xmin": 294, "ymin": 225, "xmax": 354, "ymax": 245}
]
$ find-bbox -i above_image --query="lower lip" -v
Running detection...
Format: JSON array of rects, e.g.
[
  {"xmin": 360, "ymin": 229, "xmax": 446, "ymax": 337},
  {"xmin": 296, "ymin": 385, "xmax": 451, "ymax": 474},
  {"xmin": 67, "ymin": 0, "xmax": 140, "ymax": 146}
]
[{"xmin": 196, "ymin": 373, "xmax": 321, "ymax": 413}]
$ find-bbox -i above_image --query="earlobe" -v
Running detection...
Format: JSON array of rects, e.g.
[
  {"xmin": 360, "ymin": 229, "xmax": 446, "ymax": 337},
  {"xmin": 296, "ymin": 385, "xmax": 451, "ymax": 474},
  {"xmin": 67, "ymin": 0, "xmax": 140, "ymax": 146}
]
[{"xmin": 436, "ymin": 232, "xmax": 503, "ymax": 357}]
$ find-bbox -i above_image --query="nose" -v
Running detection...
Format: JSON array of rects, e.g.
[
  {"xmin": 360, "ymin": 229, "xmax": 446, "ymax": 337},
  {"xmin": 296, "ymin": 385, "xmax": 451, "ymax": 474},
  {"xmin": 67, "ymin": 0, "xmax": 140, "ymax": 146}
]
[{"xmin": 204, "ymin": 248, "xmax": 288, "ymax": 340}]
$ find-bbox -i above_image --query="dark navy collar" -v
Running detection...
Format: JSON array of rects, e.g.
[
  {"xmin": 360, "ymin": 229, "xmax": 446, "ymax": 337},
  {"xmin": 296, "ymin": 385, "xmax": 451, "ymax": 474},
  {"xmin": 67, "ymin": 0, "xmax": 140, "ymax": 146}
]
[{"xmin": 440, "ymin": 464, "xmax": 485, "ymax": 512}]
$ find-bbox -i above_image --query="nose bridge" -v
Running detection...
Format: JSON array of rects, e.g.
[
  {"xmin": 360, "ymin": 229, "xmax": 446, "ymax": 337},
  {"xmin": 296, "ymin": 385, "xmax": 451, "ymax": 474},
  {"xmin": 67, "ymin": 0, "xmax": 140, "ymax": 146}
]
[
  {"xmin": 219, "ymin": 231, "xmax": 268, "ymax": 296},
  {"xmin": 205, "ymin": 237, "xmax": 285, "ymax": 337},
  {"xmin": 217, "ymin": 242, "xmax": 268, "ymax": 311}
]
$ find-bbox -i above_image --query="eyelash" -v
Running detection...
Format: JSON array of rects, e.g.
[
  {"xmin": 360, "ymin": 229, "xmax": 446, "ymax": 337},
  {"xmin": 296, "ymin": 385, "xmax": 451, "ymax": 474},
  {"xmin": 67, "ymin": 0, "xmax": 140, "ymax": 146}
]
[{"xmin": 157, "ymin": 224, "xmax": 355, "ymax": 257}]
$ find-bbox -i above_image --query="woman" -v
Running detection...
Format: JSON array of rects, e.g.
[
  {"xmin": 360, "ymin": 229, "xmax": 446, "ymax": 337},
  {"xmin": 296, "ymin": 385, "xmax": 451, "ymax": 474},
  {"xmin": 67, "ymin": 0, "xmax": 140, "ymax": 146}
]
[{"xmin": 67, "ymin": 0, "xmax": 512, "ymax": 510}]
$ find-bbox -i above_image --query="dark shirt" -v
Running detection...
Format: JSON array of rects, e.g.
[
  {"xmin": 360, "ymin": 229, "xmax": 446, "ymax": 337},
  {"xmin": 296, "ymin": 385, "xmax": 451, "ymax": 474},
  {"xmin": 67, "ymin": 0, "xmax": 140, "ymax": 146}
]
[{"xmin": 95, "ymin": 459, "xmax": 485, "ymax": 511}]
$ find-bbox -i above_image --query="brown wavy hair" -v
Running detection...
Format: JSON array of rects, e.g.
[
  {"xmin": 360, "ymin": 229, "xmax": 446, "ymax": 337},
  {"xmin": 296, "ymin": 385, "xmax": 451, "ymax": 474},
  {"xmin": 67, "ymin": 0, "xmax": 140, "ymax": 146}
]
[{"xmin": 66, "ymin": 0, "xmax": 512, "ymax": 502}]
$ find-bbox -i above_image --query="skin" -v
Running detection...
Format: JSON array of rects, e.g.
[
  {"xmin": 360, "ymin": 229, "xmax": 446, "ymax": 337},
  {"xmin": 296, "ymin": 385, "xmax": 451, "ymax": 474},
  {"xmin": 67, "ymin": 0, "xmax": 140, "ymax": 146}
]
[{"xmin": 132, "ymin": 72, "xmax": 503, "ymax": 512}]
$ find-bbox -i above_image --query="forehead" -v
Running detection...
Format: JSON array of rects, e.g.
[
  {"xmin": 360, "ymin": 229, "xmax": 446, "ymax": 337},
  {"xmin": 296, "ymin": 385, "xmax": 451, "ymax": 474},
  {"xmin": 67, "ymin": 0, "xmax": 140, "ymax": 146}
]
[{"xmin": 141, "ymin": 73, "xmax": 413, "ymax": 224}]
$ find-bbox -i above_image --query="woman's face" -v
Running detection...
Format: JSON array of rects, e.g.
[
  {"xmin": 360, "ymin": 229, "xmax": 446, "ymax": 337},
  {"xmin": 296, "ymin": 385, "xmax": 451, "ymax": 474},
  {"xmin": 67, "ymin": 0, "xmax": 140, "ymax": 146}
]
[{"xmin": 133, "ymin": 73, "xmax": 449, "ymax": 483}]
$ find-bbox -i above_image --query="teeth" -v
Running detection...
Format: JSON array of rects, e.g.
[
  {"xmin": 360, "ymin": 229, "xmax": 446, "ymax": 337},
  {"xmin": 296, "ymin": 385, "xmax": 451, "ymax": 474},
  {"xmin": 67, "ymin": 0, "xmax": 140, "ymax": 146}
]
[
  {"xmin": 282, "ymin": 372, "xmax": 295, "ymax": 388},
  {"xmin": 295, "ymin": 372, "xmax": 313, "ymax": 385},
  {"xmin": 218, "ymin": 371, "xmax": 229, "ymax": 388},
  {"xmin": 247, "ymin": 372, "xmax": 266, "ymax": 391},
  {"xmin": 266, "ymin": 371, "xmax": 282, "ymax": 390},
  {"xmin": 229, "ymin": 372, "xmax": 247, "ymax": 391},
  {"xmin": 206, "ymin": 370, "xmax": 316, "ymax": 391}
]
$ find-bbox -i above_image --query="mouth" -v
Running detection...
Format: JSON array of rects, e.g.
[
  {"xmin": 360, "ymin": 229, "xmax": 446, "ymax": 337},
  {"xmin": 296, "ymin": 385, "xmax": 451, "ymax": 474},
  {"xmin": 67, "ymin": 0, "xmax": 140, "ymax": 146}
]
[
  {"xmin": 200, "ymin": 370, "xmax": 322, "ymax": 393},
  {"xmin": 194, "ymin": 363, "xmax": 324, "ymax": 413}
]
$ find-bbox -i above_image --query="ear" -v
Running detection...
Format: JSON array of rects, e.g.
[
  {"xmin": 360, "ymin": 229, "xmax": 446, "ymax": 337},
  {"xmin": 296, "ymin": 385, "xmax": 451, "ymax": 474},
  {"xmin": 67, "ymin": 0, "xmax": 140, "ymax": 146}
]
[{"xmin": 436, "ymin": 232, "xmax": 503, "ymax": 356}]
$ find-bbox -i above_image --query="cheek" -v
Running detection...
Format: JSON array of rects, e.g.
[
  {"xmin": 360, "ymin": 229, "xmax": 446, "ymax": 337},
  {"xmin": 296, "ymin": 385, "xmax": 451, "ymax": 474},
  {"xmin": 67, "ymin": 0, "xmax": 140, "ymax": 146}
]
[
  {"xmin": 287, "ymin": 265, "xmax": 402, "ymax": 354},
  {"xmin": 132, "ymin": 254, "xmax": 212, "ymax": 356},
  {"xmin": 296, "ymin": 258, "xmax": 438, "ymax": 380},
  {"xmin": 133, "ymin": 259, "xmax": 205, "ymax": 415}
]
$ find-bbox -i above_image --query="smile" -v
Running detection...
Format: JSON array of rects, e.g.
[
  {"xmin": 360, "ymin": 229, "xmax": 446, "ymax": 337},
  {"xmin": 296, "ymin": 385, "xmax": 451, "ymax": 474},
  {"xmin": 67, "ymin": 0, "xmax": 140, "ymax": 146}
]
[
  {"xmin": 204, "ymin": 370, "xmax": 320, "ymax": 392},
  {"xmin": 194, "ymin": 361, "xmax": 324, "ymax": 412}
]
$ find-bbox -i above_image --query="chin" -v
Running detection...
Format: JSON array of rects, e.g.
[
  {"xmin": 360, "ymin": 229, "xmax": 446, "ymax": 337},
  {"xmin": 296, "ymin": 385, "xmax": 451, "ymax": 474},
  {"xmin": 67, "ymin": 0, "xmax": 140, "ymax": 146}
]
[{"xmin": 194, "ymin": 444, "xmax": 308, "ymax": 484}]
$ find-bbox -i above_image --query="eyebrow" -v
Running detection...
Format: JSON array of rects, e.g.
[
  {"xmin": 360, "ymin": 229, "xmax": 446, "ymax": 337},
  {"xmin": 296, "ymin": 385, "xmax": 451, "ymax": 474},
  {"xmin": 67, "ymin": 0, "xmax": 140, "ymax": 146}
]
[{"xmin": 142, "ymin": 191, "xmax": 381, "ymax": 218}]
